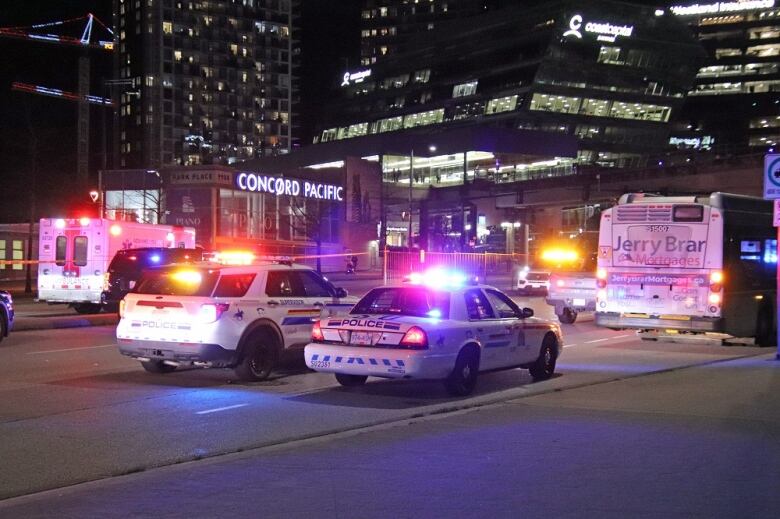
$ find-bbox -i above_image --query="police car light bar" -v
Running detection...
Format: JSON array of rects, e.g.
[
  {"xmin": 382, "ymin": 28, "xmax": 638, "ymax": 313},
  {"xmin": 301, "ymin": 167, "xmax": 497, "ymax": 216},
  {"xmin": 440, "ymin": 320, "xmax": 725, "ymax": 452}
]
[{"xmin": 405, "ymin": 268, "xmax": 472, "ymax": 289}]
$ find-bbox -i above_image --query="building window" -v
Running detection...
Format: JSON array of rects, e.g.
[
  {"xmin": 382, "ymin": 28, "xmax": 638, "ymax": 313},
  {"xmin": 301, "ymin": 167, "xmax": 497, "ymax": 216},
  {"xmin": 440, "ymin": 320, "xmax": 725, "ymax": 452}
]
[
  {"xmin": 608, "ymin": 101, "xmax": 671, "ymax": 122},
  {"xmin": 749, "ymin": 26, "xmax": 780, "ymax": 39},
  {"xmin": 378, "ymin": 116, "xmax": 403, "ymax": 133},
  {"xmin": 403, "ymin": 109, "xmax": 444, "ymax": 129},
  {"xmin": 750, "ymin": 116, "xmax": 780, "ymax": 129},
  {"xmin": 597, "ymin": 46, "xmax": 623, "ymax": 65},
  {"xmin": 749, "ymin": 134, "xmax": 780, "ymax": 147},
  {"xmin": 580, "ymin": 98, "xmax": 609, "ymax": 117},
  {"xmin": 696, "ymin": 64, "xmax": 742, "ymax": 78},
  {"xmin": 529, "ymin": 93, "xmax": 581, "ymax": 114},
  {"xmin": 485, "ymin": 95, "xmax": 518, "ymax": 115},
  {"xmin": 0, "ymin": 240, "xmax": 5, "ymax": 270},
  {"xmin": 413, "ymin": 69, "xmax": 431, "ymax": 83},
  {"xmin": 746, "ymin": 44, "xmax": 780, "ymax": 57},
  {"xmin": 452, "ymin": 80, "xmax": 477, "ymax": 98},
  {"xmin": 690, "ymin": 82, "xmax": 743, "ymax": 95},
  {"xmin": 715, "ymin": 48, "xmax": 742, "ymax": 59}
]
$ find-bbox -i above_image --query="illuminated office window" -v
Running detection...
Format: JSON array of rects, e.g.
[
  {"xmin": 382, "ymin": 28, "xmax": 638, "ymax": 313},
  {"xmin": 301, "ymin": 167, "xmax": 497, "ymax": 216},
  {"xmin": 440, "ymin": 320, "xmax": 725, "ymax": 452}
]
[
  {"xmin": 485, "ymin": 95, "xmax": 518, "ymax": 115},
  {"xmin": 529, "ymin": 93, "xmax": 581, "ymax": 114}
]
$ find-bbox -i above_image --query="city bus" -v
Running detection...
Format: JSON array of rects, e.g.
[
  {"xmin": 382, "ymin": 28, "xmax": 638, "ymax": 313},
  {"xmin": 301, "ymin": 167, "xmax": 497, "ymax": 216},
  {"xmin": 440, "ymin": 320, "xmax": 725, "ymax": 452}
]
[
  {"xmin": 37, "ymin": 218, "xmax": 196, "ymax": 313},
  {"xmin": 595, "ymin": 193, "xmax": 776, "ymax": 345}
]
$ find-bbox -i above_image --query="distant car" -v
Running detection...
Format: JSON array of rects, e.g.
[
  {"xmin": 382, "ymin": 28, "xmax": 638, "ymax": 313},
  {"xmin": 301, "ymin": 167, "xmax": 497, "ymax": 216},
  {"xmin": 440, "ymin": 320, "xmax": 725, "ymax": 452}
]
[
  {"xmin": 102, "ymin": 247, "xmax": 204, "ymax": 310},
  {"xmin": 305, "ymin": 269, "xmax": 563, "ymax": 396},
  {"xmin": 0, "ymin": 290, "xmax": 14, "ymax": 343},
  {"xmin": 516, "ymin": 269, "xmax": 550, "ymax": 295}
]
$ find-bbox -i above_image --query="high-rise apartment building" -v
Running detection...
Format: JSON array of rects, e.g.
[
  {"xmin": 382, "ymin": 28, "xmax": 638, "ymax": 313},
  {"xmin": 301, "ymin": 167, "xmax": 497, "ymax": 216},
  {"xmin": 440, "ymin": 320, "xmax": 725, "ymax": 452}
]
[
  {"xmin": 359, "ymin": 0, "xmax": 490, "ymax": 66},
  {"xmin": 113, "ymin": 0, "xmax": 299, "ymax": 169}
]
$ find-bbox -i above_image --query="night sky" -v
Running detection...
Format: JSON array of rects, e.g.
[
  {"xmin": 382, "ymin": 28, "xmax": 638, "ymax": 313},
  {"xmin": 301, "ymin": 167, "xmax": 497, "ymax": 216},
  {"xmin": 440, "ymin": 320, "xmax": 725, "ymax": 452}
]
[{"xmin": 0, "ymin": 0, "xmax": 360, "ymax": 222}]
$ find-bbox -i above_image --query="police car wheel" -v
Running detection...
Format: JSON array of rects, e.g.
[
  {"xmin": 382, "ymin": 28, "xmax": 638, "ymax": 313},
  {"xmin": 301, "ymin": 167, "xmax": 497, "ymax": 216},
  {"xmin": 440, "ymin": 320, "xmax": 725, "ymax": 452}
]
[
  {"xmin": 529, "ymin": 335, "xmax": 557, "ymax": 382},
  {"xmin": 444, "ymin": 347, "xmax": 479, "ymax": 397},
  {"xmin": 557, "ymin": 308, "xmax": 577, "ymax": 324},
  {"xmin": 235, "ymin": 342, "xmax": 277, "ymax": 382},
  {"xmin": 141, "ymin": 360, "xmax": 176, "ymax": 374},
  {"xmin": 335, "ymin": 373, "xmax": 368, "ymax": 387}
]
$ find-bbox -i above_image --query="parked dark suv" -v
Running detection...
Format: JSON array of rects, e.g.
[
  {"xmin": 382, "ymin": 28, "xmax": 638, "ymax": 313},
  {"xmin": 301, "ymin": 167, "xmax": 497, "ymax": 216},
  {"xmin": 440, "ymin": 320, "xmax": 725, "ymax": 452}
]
[
  {"xmin": 0, "ymin": 290, "xmax": 14, "ymax": 343},
  {"xmin": 101, "ymin": 247, "xmax": 203, "ymax": 311}
]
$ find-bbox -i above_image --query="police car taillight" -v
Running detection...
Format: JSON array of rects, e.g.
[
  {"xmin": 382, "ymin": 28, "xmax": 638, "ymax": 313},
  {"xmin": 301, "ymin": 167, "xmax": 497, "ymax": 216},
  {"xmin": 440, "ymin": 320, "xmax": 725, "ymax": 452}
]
[
  {"xmin": 119, "ymin": 299, "xmax": 126, "ymax": 319},
  {"xmin": 399, "ymin": 326, "xmax": 428, "ymax": 349},
  {"xmin": 311, "ymin": 321, "xmax": 324, "ymax": 342},
  {"xmin": 199, "ymin": 303, "xmax": 230, "ymax": 323}
]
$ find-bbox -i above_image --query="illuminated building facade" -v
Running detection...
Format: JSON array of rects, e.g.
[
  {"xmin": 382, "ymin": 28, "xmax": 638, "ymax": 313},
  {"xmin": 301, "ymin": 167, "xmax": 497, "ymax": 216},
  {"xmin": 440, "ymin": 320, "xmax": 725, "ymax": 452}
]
[
  {"xmin": 320, "ymin": 0, "xmax": 703, "ymax": 171},
  {"xmin": 668, "ymin": 1, "xmax": 780, "ymax": 150},
  {"xmin": 113, "ymin": 0, "xmax": 300, "ymax": 169}
]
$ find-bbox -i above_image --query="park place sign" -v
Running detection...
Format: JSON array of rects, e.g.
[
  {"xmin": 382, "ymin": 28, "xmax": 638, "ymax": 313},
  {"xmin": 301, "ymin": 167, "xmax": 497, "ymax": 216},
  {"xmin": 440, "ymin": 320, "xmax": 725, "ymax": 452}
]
[{"xmin": 563, "ymin": 14, "xmax": 634, "ymax": 43}]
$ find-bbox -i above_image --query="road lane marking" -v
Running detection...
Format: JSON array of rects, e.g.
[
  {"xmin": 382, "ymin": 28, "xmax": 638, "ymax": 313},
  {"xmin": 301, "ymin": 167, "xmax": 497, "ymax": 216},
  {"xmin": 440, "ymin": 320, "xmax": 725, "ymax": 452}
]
[
  {"xmin": 196, "ymin": 404, "xmax": 249, "ymax": 415},
  {"xmin": 563, "ymin": 344, "xmax": 578, "ymax": 348},
  {"xmin": 585, "ymin": 338, "xmax": 611, "ymax": 344},
  {"xmin": 26, "ymin": 345, "xmax": 115, "ymax": 355}
]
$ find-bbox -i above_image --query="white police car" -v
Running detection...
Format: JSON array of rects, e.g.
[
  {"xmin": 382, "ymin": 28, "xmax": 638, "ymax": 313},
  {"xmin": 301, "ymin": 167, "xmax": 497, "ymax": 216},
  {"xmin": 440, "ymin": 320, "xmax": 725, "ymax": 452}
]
[
  {"xmin": 116, "ymin": 254, "xmax": 358, "ymax": 381},
  {"xmin": 305, "ymin": 269, "xmax": 563, "ymax": 396}
]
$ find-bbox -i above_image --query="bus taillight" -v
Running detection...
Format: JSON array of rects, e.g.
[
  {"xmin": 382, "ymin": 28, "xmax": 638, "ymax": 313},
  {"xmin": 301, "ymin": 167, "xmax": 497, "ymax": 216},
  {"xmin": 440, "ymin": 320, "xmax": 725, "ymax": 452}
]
[
  {"xmin": 709, "ymin": 271, "xmax": 723, "ymax": 293},
  {"xmin": 708, "ymin": 293, "xmax": 721, "ymax": 306},
  {"xmin": 596, "ymin": 268, "xmax": 607, "ymax": 289}
]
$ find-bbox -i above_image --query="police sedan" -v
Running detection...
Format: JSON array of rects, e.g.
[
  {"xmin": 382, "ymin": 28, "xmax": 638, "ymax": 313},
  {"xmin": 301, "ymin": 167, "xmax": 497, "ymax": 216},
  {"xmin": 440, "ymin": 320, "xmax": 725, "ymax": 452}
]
[{"xmin": 304, "ymin": 270, "xmax": 563, "ymax": 396}]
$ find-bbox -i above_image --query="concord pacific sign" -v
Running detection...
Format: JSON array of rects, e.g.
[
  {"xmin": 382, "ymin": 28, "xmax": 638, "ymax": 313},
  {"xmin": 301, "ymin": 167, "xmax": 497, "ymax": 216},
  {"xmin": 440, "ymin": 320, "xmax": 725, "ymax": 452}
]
[
  {"xmin": 236, "ymin": 173, "xmax": 344, "ymax": 201},
  {"xmin": 564, "ymin": 14, "xmax": 634, "ymax": 42}
]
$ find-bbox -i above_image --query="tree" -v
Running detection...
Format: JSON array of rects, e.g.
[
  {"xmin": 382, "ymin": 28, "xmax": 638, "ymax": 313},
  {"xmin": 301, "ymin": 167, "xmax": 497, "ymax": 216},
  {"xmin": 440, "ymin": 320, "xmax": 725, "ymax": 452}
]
[{"xmin": 288, "ymin": 197, "xmax": 333, "ymax": 273}]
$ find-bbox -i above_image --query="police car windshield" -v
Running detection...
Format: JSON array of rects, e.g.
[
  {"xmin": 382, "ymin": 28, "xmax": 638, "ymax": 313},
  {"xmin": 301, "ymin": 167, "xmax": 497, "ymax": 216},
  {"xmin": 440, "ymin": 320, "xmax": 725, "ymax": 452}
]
[
  {"xmin": 133, "ymin": 267, "xmax": 220, "ymax": 297},
  {"xmin": 351, "ymin": 287, "xmax": 450, "ymax": 319}
]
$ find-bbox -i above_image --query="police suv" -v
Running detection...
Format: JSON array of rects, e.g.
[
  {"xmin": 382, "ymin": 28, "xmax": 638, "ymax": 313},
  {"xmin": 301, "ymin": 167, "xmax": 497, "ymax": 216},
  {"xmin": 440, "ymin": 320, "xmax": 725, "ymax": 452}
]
[
  {"xmin": 305, "ymin": 269, "xmax": 563, "ymax": 396},
  {"xmin": 116, "ymin": 255, "xmax": 358, "ymax": 381}
]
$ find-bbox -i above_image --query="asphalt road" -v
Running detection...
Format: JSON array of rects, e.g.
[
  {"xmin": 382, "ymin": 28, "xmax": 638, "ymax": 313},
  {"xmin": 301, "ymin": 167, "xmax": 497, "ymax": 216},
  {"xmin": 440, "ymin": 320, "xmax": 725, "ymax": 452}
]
[{"xmin": 0, "ymin": 291, "xmax": 773, "ymax": 510}]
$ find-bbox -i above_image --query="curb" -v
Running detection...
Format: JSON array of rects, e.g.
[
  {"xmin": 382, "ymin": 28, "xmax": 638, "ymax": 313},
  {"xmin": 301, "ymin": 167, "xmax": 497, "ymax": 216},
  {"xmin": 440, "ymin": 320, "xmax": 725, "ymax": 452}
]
[{"xmin": 13, "ymin": 314, "xmax": 118, "ymax": 332}]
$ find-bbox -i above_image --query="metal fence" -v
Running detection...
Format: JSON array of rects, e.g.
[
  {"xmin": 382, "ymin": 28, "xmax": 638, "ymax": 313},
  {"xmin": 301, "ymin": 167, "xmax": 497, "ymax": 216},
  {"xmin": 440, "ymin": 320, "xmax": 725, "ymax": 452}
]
[{"xmin": 382, "ymin": 250, "xmax": 527, "ymax": 290}]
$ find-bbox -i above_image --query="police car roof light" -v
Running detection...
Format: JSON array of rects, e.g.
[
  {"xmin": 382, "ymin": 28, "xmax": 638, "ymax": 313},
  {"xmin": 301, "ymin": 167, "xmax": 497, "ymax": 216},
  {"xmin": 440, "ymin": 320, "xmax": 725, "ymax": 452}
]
[{"xmin": 406, "ymin": 268, "xmax": 470, "ymax": 289}]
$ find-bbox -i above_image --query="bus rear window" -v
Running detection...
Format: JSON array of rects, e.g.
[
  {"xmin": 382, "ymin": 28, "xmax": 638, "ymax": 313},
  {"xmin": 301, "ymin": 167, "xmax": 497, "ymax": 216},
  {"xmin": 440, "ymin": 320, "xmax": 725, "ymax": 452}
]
[
  {"xmin": 133, "ymin": 268, "xmax": 219, "ymax": 297},
  {"xmin": 673, "ymin": 205, "xmax": 703, "ymax": 222}
]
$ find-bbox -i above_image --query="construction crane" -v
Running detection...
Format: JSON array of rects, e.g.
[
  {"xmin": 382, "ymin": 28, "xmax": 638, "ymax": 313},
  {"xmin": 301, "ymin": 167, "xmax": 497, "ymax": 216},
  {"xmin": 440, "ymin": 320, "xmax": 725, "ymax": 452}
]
[{"xmin": 0, "ymin": 13, "xmax": 114, "ymax": 186}]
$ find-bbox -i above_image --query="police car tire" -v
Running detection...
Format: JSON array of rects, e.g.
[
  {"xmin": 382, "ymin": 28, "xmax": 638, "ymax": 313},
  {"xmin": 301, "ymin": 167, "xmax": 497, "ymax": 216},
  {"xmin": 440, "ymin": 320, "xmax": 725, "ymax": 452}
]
[
  {"xmin": 0, "ymin": 313, "xmax": 6, "ymax": 343},
  {"xmin": 529, "ymin": 335, "xmax": 557, "ymax": 382},
  {"xmin": 444, "ymin": 346, "xmax": 479, "ymax": 397},
  {"xmin": 335, "ymin": 373, "xmax": 368, "ymax": 387},
  {"xmin": 235, "ymin": 340, "xmax": 278, "ymax": 382},
  {"xmin": 141, "ymin": 360, "xmax": 176, "ymax": 374},
  {"xmin": 557, "ymin": 308, "xmax": 577, "ymax": 324}
]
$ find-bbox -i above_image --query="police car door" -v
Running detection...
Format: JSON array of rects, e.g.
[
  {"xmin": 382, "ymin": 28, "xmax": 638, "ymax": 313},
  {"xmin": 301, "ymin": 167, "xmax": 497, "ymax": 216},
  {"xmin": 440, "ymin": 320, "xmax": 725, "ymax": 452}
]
[
  {"xmin": 483, "ymin": 289, "xmax": 527, "ymax": 366},
  {"xmin": 262, "ymin": 269, "xmax": 319, "ymax": 348},
  {"xmin": 463, "ymin": 288, "xmax": 504, "ymax": 371}
]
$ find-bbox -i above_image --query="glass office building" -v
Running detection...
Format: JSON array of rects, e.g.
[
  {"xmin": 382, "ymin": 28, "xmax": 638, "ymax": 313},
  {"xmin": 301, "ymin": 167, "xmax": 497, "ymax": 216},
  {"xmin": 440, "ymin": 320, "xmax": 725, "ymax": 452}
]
[
  {"xmin": 668, "ymin": 0, "xmax": 780, "ymax": 150},
  {"xmin": 319, "ymin": 0, "xmax": 703, "ymax": 171}
]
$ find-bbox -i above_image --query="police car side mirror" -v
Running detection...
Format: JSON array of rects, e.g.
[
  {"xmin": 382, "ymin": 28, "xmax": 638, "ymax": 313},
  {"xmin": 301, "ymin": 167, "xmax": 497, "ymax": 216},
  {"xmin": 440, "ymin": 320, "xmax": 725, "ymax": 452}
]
[
  {"xmin": 521, "ymin": 307, "xmax": 534, "ymax": 319},
  {"xmin": 335, "ymin": 287, "xmax": 348, "ymax": 298}
]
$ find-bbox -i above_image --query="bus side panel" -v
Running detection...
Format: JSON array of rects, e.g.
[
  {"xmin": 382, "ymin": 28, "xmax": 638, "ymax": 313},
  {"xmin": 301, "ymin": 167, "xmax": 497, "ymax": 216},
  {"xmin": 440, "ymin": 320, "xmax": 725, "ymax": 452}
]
[{"xmin": 719, "ymin": 213, "xmax": 777, "ymax": 339}]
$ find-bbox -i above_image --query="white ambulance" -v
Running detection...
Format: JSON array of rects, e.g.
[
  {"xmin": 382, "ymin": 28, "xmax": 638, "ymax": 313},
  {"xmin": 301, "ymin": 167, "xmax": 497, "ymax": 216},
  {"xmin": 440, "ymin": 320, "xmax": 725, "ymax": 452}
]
[{"xmin": 37, "ymin": 218, "xmax": 196, "ymax": 313}]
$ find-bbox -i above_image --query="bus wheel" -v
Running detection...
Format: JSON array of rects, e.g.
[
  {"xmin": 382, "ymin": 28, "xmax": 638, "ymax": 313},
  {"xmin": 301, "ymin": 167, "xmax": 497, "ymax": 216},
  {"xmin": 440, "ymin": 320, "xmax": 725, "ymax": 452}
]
[
  {"xmin": 73, "ymin": 303, "xmax": 102, "ymax": 314},
  {"xmin": 755, "ymin": 305, "xmax": 774, "ymax": 347},
  {"xmin": 557, "ymin": 308, "xmax": 577, "ymax": 324}
]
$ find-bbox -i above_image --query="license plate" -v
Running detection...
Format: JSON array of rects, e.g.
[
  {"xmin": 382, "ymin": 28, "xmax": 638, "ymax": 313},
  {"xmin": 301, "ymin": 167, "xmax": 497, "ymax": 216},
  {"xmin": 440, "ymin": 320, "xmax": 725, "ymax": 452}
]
[
  {"xmin": 573, "ymin": 298, "xmax": 586, "ymax": 307},
  {"xmin": 351, "ymin": 331, "xmax": 373, "ymax": 345}
]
